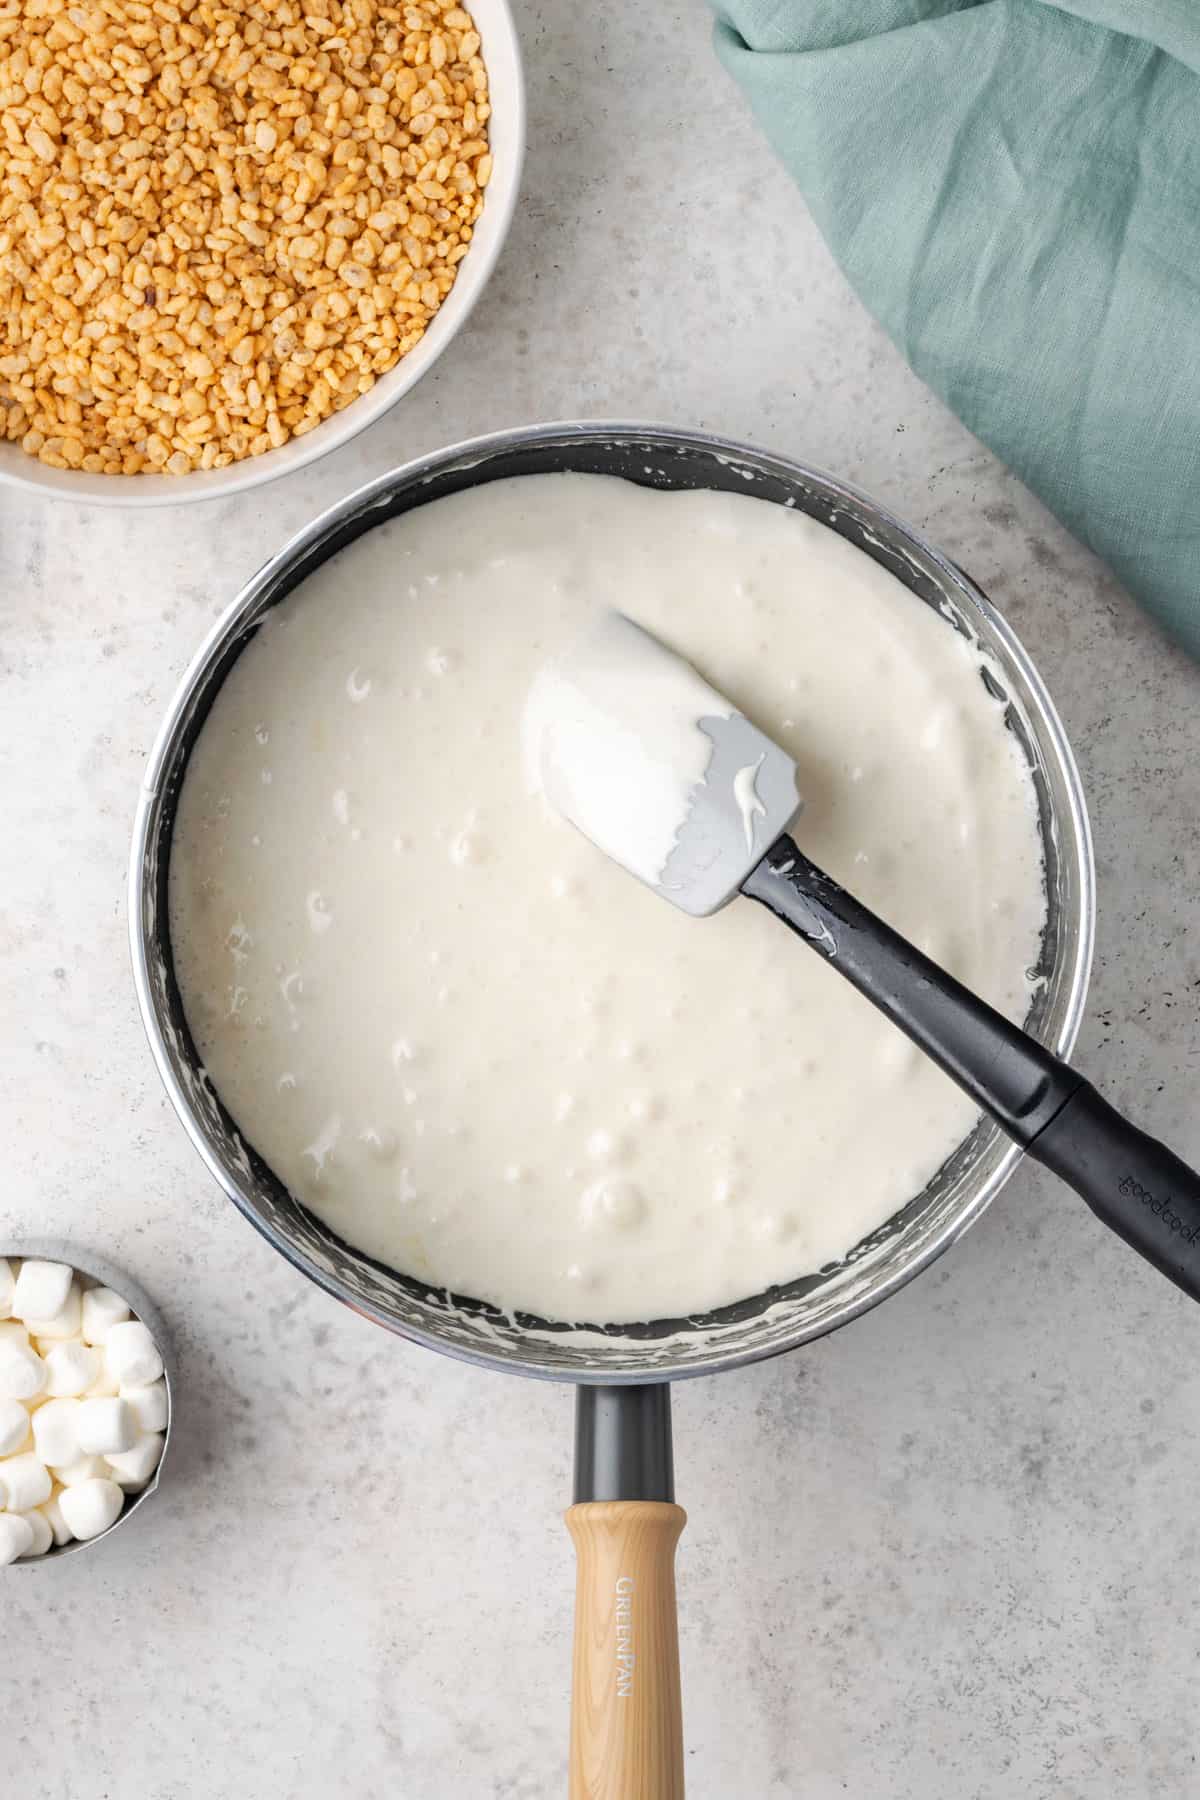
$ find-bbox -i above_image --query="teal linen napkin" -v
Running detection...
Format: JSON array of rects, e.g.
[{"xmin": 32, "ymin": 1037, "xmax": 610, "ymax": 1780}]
[{"xmin": 713, "ymin": 0, "xmax": 1200, "ymax": 657}]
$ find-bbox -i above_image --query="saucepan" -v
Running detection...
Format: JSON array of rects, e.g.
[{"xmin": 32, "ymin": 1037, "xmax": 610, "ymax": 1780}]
[{"xmin": 129, "ymin": 423, "xmax": 1094, "ymax": 1796}]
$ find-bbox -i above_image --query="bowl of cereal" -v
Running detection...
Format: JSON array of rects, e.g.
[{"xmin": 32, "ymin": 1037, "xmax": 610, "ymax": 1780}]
[{"xmin": 0, "ymin": 0, "xmax": 522, "ymax": 504}]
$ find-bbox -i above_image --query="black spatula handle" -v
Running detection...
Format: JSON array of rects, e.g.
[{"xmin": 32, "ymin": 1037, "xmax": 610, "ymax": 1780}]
[
  {"xmin": 1033, "ymin": 1086, "xmax": 1200, "ymax": 1292},
  {"xmin": 743, "ymin": 834, "xmax": 1200, "ymax": 1301}
]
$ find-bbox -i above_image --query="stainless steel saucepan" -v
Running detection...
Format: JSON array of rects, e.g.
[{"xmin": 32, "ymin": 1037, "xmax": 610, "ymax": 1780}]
[{"xmin": 130, "ymin": 423, "xmax": 1094, "ymax": 1797}]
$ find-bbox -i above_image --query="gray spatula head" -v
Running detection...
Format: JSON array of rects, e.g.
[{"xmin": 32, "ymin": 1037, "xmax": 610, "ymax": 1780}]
[{"xmin": 524, "ymin": 611, "xmax": 801, "ymax": 916}]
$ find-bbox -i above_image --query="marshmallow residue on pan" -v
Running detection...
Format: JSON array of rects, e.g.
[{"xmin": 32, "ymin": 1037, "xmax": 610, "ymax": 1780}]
[{"xmin": 0, "ymin": 1259, "xmax": 167, "ymax": 1562}]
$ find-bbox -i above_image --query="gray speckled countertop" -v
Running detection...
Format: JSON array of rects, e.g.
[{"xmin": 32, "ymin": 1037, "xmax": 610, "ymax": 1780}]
[{"xmin": 4, "ymin": 4, "xmax": 1199, "ymax": 1797}]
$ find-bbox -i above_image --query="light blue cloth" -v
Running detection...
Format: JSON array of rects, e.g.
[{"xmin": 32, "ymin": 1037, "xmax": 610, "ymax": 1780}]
[{"xmin": 713, "ymin": 0, "xmax": 1200, "ymax": 656}]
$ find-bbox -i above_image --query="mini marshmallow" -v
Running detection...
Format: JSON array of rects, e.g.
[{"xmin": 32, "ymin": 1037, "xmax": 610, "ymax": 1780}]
[
  {"xmin": 39, "ymin": 1492, "xmax": 74, "ymax": 1547},
  {"xmin": 105, "ymin": 1431, "xmax": 164, "ymax": 1492},
  {"xmin": 24, "ymin": 1284, "xmax": 81, "ymax": 1341},
  {"xmin": 17, "ymin": 1508, "xmax": 52, "ymax": 1558},
  {"xmin": 75, "ymin": 1397, "xmax": 138, "ymax": 1457},
  {"xmin": 0, "ymin": 1452, "xmax": 52, "ymax": 1511},
  {"xmin": 120, "ymin": 1380, "xmax": 168, "ymax": 1434},
  {"xmin": 0, "ymin": 1512, "xmax": 34, "ymax": 1565},
  {"xmin": 0, "ymin": 1258, "xmax": 13, "ymax": 1319},
  {"xmin": 0, "ymin": 1399, "xmax": 30, "ymax": 1458},
  {"xmin": 102, "ymin": 1321, "xmax": 162, "ymax": 1389},
  {"xmin": 58, "ymin": 1477, "xmax": 123, "ymax": 1541},
  {"xmin": 0, "ymin": 1339, "xmax": 46, "ymax": 1402},
  {"xmin": 11, "ymin": 1260, "xmax": 73, "ymax": 1324},
  {"xmin": 0, "ymin": 1320, "xmax": 29, "ymax": 1347},
  {"xmin": 31, "ymin": 1398, "xmax": 83, "ymax": 1468},
  {"xmin": 44, "ymin": 1340, "xmax": 100, "ymax": 1398},
  {"xmin": 86, "ymin": 1360, "xmax": 121, "ymax": 1398},
  {"xmin": 51, "ymin": 1453, "xmax": 108, "ymax": 1487},
  {"xmin": 80, "ymin": 1286, "xmax": 130, "ymax": 1346}
]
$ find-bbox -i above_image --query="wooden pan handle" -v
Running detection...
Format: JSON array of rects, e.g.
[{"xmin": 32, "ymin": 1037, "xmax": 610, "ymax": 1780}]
[{"xmin": 565, "ymin": 1499, "xmax": 687, "ymax": 1800}]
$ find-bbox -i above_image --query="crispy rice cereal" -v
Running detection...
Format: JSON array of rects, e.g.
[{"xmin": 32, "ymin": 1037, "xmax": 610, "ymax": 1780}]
[{"xmin": 0, "ymin": 0, "xmax": 491, "ymax": 475}]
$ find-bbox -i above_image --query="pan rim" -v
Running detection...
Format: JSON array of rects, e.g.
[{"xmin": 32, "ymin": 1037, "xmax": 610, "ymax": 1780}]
[{"xmin": 129, "ymin": 419, "xmax": 1095, "ymax": 1383}]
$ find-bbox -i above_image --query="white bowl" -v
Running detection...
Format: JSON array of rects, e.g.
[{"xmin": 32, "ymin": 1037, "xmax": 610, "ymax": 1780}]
[{"xmin": 0, "ymin": 0, "xmax": 524, "ymax": 509}]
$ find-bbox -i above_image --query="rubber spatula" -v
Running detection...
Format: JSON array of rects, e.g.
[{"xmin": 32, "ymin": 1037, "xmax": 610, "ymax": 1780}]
[{"xmin": 528, "ymin": 612, "xmax": 1200, "ymax": 1301}]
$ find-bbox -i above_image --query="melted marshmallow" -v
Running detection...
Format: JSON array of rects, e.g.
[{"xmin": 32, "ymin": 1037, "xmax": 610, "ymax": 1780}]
[{"xmin": 169, "ymin": 473, "xmax": 1047, "ymax": 1323}]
